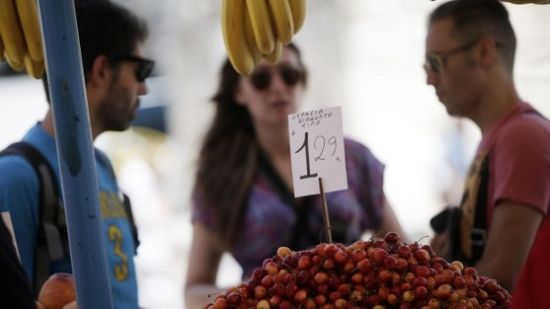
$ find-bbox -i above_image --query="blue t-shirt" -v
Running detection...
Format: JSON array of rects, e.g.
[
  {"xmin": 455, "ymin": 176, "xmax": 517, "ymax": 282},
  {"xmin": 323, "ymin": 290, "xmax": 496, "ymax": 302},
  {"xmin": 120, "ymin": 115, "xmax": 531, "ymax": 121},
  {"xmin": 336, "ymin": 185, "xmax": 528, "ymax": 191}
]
[{"xmin": 0, "ymin": 123, "xmax": 138, "ymax": 308}]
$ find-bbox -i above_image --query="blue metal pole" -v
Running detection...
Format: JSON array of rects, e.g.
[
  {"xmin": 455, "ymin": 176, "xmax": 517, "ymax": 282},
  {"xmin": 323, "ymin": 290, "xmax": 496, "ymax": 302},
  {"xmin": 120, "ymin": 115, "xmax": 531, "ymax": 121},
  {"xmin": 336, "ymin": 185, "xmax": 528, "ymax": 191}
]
[{"xmin": 37, "ymin": 1, "xmax": 113, "ymax": 308}]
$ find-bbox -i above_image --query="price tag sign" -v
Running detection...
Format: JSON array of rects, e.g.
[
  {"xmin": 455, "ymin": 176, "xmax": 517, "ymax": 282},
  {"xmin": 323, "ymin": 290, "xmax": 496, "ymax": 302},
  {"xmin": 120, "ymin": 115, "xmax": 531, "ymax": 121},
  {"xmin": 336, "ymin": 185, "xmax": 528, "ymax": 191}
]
[{"xmin": 288, "ymin": 106, "xmax": 348, "ymax": 197}]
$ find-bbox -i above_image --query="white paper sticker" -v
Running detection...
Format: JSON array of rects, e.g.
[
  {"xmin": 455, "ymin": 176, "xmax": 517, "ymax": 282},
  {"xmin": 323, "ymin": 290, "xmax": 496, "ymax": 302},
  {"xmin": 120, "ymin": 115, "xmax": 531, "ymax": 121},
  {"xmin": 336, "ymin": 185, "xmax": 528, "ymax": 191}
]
[
  {"xmin": 1, "ymin": 211, "xmax": 21, "ymax": 261},
  {"xmin": 288, "ymin": 106, "xmax": 348, "ymax": 197}
]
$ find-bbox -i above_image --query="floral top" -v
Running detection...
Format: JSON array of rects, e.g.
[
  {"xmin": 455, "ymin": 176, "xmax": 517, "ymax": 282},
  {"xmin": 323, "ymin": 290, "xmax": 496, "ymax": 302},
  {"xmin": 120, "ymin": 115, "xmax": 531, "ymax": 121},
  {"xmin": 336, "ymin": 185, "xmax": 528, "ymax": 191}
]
[{"xmin": 192, "ymin": 138, "xmax": 386, "ymax": 277}]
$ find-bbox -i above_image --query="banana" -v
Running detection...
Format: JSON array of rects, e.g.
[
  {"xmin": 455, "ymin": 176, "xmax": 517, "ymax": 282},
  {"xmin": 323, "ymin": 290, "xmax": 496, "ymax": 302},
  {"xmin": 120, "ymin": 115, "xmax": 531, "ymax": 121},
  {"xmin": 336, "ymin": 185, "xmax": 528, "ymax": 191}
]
[
  {"xmin": 221, "ymin": 0, "xmax": 255, "ymax": 75},
  {"xmin": 289, "ymin": 0, "xmax": 306, "ymax": 34},
  {"xmin": 502, "ymin": 0, "xmax": 550, "ymax": 3},
  {"xmin": 246, "ymin": 0, "xmax": 275, "ymax": 54},
  {"xmin": 267, "ymin": 0, "xmax": 294, "ymax": 44},
  {"xmin": 24, "ymin": 53, "xmax": 44, "ymax": 78},
  {"xmin": 15, "ymin": 0, "xmax": 43, "ymax": 62},
  {"xmin": 243, "ymin": 8, "xmax": 262, "ymax": 66},
  {"xmin": 0, "ymin": 34, "xmax": 5, "ymax": 61},
  {"xmin": 264, "ymin": 40, "xmax": 282, "ymax": 64},
  {"xmin": 0, "ymin": 0, "xmax": 26, "ymax": 68},
  {"xmin": 4, "ymin": 51, "xmax": 24, "ymax": 71}
]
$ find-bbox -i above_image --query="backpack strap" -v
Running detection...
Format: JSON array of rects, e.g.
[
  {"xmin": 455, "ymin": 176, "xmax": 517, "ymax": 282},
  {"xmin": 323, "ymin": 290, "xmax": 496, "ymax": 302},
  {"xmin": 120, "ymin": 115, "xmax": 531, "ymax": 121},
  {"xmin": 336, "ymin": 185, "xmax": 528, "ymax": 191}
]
[
  {"xmin": 95, "ymin": 151, "xmax": 140, "ymax": 254},
  {"xmin": 470, "ymin": 155, "xmax": 489, "ymax": 262},
  {"xmin": 0, "ymin": 142, "xmax": 67, "ymax": 295},
  {"xmin": 122, "ymin": 193, "xmax": 139, "ymax": 254},
  {"xmin": 257, "ymin": 150, "xmax": 319, "ymax": 249}
]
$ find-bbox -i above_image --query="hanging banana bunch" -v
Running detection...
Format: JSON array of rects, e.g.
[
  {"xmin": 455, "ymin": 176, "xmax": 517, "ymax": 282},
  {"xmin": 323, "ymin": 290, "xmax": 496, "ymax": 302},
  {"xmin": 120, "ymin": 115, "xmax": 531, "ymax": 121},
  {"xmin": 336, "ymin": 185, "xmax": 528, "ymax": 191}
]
[
  {"xmin": 221, "ymin": 0, "xmax": 306, "ymax": 75},
  {"xmin": 0, "ymin": 0, "xmax": 45, "ymax": 79},
  {"xmin": 501, "ymin": 0, "xmax": 550, "ymax": 3}
]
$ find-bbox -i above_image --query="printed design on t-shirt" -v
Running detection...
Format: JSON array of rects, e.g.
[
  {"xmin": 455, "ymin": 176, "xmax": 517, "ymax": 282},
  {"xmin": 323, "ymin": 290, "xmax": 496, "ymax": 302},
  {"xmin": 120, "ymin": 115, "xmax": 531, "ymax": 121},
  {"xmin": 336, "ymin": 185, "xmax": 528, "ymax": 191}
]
[
  {"xmin": 108, "ymin": 224, "xmax": 129, "ymax": 281},
  {"xmin": 99, "ymin": 192, "xmax": 128, "ymax": 219},
  {"xmin": 99, "ymin": 191, "xmax": 129, "ymax": 281},
  {"xmin": 459, "ymin": 151, "xmax": 488, "ymax": 259}
]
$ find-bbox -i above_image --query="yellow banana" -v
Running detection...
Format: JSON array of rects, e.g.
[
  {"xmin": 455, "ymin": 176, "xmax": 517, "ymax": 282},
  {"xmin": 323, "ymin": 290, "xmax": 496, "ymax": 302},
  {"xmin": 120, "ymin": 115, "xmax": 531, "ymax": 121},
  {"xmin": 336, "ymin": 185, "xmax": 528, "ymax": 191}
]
[
  {"xmin": 502, "ymin": 0, "xmax": 550, "ymax": 3},
  {"xmin": 4, "ymin": 51, "xmax": 24, "ymax": 71},
  {"xmin": 267, "ymin": 0, "xmax": 294, "ymax": 44},
  {"xmin": 289, "ymin": 0, "xmax": 306, "ymax": 34},
  {"xmin": 0, "ymin": 34, "xmax": 5, "ymax": 61},
  {"xmin": 15, "ymin": 0, "xmax": 43, "ymax": 62},
  {"xmin": 246, "ymin": 0, "xmax": 275, "ymax": 54},
  {"xmin": 243, "ymin": 9, "xmax": 262, "ymax": 66},
  {"xmin": 264, "ymin": 40, "xmax": 282, "ymax": 64},
  {"xmin": 24, "ymin": 53, "xmax": 44, "ymax": 78},
  {"xmin": 221, "ymin": 0, "xmax": 255, "ymax": 75},
  {"xmin": 0, "ymin": 0, "xmax": 26, "ymax": 68}
]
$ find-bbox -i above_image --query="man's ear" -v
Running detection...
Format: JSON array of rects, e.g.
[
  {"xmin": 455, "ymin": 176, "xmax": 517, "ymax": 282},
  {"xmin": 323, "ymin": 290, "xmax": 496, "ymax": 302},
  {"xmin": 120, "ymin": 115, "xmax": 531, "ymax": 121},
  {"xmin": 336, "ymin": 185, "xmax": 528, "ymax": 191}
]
[
  {"xmin": 478, "ymin": 37, "xmax": 499, "ymax": 68},
  {"xmin": 88, "ymin": 55, "xmax": 112, "ymax": 87}
]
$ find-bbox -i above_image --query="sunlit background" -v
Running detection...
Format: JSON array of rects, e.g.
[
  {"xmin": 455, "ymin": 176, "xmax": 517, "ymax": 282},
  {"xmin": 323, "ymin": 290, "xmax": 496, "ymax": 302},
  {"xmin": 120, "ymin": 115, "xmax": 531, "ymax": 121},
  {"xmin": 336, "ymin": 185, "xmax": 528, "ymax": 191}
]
[{"xmin": 1, "ymin": 1, "xmax": 549, "ymax": 308}]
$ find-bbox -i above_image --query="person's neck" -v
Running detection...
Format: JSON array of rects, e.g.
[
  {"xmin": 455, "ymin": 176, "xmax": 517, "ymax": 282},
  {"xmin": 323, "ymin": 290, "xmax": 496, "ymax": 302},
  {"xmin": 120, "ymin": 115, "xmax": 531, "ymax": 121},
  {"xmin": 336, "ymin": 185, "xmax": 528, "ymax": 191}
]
[
  {"xmin": 255, "ymin": 123, "xmax": 290, "ymax": 159},
  {"xmin": 472, "ymin": 75, "xmax": 520, "ymax": 135},
  {"xmin": 41, "ymin": 111, "xmax": 56, "ymax": 138},
  {"xmin": 41, "ymin": 110, "xmax": 100, "ymax": 140}
]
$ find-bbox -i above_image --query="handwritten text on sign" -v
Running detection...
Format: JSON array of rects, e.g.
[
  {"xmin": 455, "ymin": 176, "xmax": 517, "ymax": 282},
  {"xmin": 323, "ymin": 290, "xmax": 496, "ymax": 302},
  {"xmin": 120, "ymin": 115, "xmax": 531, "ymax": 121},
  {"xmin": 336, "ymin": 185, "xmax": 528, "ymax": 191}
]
[{"xmin": 288, "ymin": 106, "xmax": 348, "ymax": 197}]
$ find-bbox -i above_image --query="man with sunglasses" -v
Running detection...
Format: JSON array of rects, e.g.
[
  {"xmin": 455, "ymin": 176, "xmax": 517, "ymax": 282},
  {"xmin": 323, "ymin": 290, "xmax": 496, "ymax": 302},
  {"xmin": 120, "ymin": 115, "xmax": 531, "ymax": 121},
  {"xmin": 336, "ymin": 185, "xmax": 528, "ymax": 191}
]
[
  {"xmin": 425, "ymin": 0, "xmax": 550, "ymax": 306},
  {"xmin": 0, "ymin": 2, "xmax": 153, "ymax": 308}
]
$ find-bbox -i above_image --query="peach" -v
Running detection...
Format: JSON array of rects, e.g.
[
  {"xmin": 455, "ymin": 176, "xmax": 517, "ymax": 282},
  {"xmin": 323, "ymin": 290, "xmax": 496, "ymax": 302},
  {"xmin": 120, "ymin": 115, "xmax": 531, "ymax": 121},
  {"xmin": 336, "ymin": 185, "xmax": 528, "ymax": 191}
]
[
  {"xmin": 38, "ymin": 273, "xmax": 76, "ymax": 309},
  {"xmin": 62, "ymin": 301, "xmax": 77, "ymax": 309}
]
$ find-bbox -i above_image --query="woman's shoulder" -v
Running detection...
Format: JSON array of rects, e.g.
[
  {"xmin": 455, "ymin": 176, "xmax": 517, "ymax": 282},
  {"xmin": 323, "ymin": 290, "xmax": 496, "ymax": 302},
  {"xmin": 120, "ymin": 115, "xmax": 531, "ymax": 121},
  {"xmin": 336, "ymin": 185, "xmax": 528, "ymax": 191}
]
[{"xmin": 343, "ymin": 137, "xmax": 380, "ymax": 163}]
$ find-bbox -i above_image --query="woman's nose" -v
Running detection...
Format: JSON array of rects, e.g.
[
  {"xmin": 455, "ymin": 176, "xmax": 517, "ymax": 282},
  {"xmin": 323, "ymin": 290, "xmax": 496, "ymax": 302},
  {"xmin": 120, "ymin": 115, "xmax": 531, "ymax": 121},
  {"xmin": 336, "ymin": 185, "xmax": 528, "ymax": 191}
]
[{"xmin": 269, "ymin": 72, "xmax": 287, "ymax": 90}]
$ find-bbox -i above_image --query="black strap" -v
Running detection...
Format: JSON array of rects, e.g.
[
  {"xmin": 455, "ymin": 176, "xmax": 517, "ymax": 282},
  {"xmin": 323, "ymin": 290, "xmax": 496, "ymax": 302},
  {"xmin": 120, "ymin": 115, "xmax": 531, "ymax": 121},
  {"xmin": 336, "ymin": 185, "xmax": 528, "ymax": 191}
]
[
  {"xmin": 470, "ymin": 156, "xmax": 490, "ymax": 262},
  {"xmin": 0, "ymin": 142, "xmax": 66, "ymax": 295},
  {"xmin": 122, "ymin": 193, "xmax": 139, "ymax": 255},
  {"xmin": 257, "ymin": 151, "xmax": 318, "ymax": 249},
  {"xmin": 96, "ymin": 151, "xmax": 140, "ymax": 255}
]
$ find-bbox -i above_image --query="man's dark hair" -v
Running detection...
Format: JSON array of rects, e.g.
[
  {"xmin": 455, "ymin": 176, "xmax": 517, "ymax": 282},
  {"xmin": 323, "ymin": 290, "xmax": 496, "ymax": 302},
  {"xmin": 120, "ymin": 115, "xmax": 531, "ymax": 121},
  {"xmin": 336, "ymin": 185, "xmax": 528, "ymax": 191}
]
[
  {"xmin": 76, "ymin": 1, "xmax": 149, "ymax": 78},
  {"xmin": 429, "ymin": 0, "xmax": 517, "ymax": 72},
  {"xmin": 42, "ymin": 1, "xmax": 148, "ymax": 102}
]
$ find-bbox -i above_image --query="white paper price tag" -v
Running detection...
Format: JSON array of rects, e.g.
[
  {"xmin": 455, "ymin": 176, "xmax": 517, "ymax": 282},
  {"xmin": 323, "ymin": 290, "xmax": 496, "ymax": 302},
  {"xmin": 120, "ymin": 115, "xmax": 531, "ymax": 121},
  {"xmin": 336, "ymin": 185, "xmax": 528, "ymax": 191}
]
[{"xmin": 288, "ymin": 106, "xmax": 348, "ymax": 197}]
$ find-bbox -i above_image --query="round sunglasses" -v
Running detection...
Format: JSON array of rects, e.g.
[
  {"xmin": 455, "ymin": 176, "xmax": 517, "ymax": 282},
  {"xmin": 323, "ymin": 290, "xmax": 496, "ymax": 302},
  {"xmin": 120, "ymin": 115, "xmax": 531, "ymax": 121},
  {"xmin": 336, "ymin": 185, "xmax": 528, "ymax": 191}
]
[{"xmin": 249, "ymin": 65, "xmax": 304, "ymax": 90}]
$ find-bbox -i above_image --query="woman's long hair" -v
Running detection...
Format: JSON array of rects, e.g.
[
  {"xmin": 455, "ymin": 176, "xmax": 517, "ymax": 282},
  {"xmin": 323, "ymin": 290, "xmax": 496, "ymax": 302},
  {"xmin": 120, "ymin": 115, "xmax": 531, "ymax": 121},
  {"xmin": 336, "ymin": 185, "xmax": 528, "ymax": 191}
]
[{"xmin": 194, "ymin": 43, "xmax": 307, "ymax": 248}]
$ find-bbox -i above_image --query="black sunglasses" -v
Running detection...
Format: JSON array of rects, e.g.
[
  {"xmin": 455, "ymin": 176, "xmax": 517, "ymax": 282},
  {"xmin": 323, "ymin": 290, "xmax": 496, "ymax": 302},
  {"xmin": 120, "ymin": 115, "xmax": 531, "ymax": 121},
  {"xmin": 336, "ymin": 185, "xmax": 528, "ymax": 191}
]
[
  {"xmin": 111, "ymin": 55, "xmax": 155, "ymax": 82},
  {"xmin": 249, "ymin": 65, "xmax": 304, "ymax": 90}
]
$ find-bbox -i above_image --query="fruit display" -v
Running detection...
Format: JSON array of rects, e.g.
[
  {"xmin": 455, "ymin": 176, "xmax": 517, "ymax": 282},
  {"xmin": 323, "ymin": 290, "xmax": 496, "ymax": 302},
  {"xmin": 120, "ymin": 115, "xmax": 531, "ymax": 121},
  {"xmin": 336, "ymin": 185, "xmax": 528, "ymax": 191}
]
[
  {"xmin": 221, "ymin": 0, "xmax": 306, "ymax": 75},
  {"xmin": 204, "ymin": 232, "xmax": 511, "ymax": 308},
  {"xmin": 0, "ymin": 0, "xmax": 45, "ymax": 78},
  {"xmin": 37, "ymin": 273, "xmax": 77, "ymax": 309}
]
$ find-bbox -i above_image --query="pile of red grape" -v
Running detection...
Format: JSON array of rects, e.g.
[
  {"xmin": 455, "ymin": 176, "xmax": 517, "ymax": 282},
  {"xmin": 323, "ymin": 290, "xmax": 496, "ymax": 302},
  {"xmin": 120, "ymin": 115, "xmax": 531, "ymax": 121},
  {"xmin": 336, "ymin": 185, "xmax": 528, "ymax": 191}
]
[{"xmin": 204, "ymin": 232, "xmax": 510, "ymax": 308}]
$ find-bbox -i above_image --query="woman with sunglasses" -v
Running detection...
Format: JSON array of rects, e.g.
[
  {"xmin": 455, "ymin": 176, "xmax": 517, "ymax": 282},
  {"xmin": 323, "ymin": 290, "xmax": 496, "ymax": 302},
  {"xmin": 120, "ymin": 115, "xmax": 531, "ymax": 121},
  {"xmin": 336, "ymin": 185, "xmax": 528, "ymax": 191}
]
[{"xmin": 184, "ymin": 43, "xmax": 407, "ymax": 308}]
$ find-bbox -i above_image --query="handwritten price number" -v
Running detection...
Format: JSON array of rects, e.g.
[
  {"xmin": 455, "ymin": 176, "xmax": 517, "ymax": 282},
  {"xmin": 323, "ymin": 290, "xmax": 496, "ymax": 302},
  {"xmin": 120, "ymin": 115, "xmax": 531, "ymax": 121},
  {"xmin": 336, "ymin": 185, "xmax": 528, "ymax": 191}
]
[
  {"xmin": 295, "ymin": 132, "xmax": 339, "ymax": 179},
  {"xmin": 314, "ymin": 135, "xmax": 337, "ymax": 160}
]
